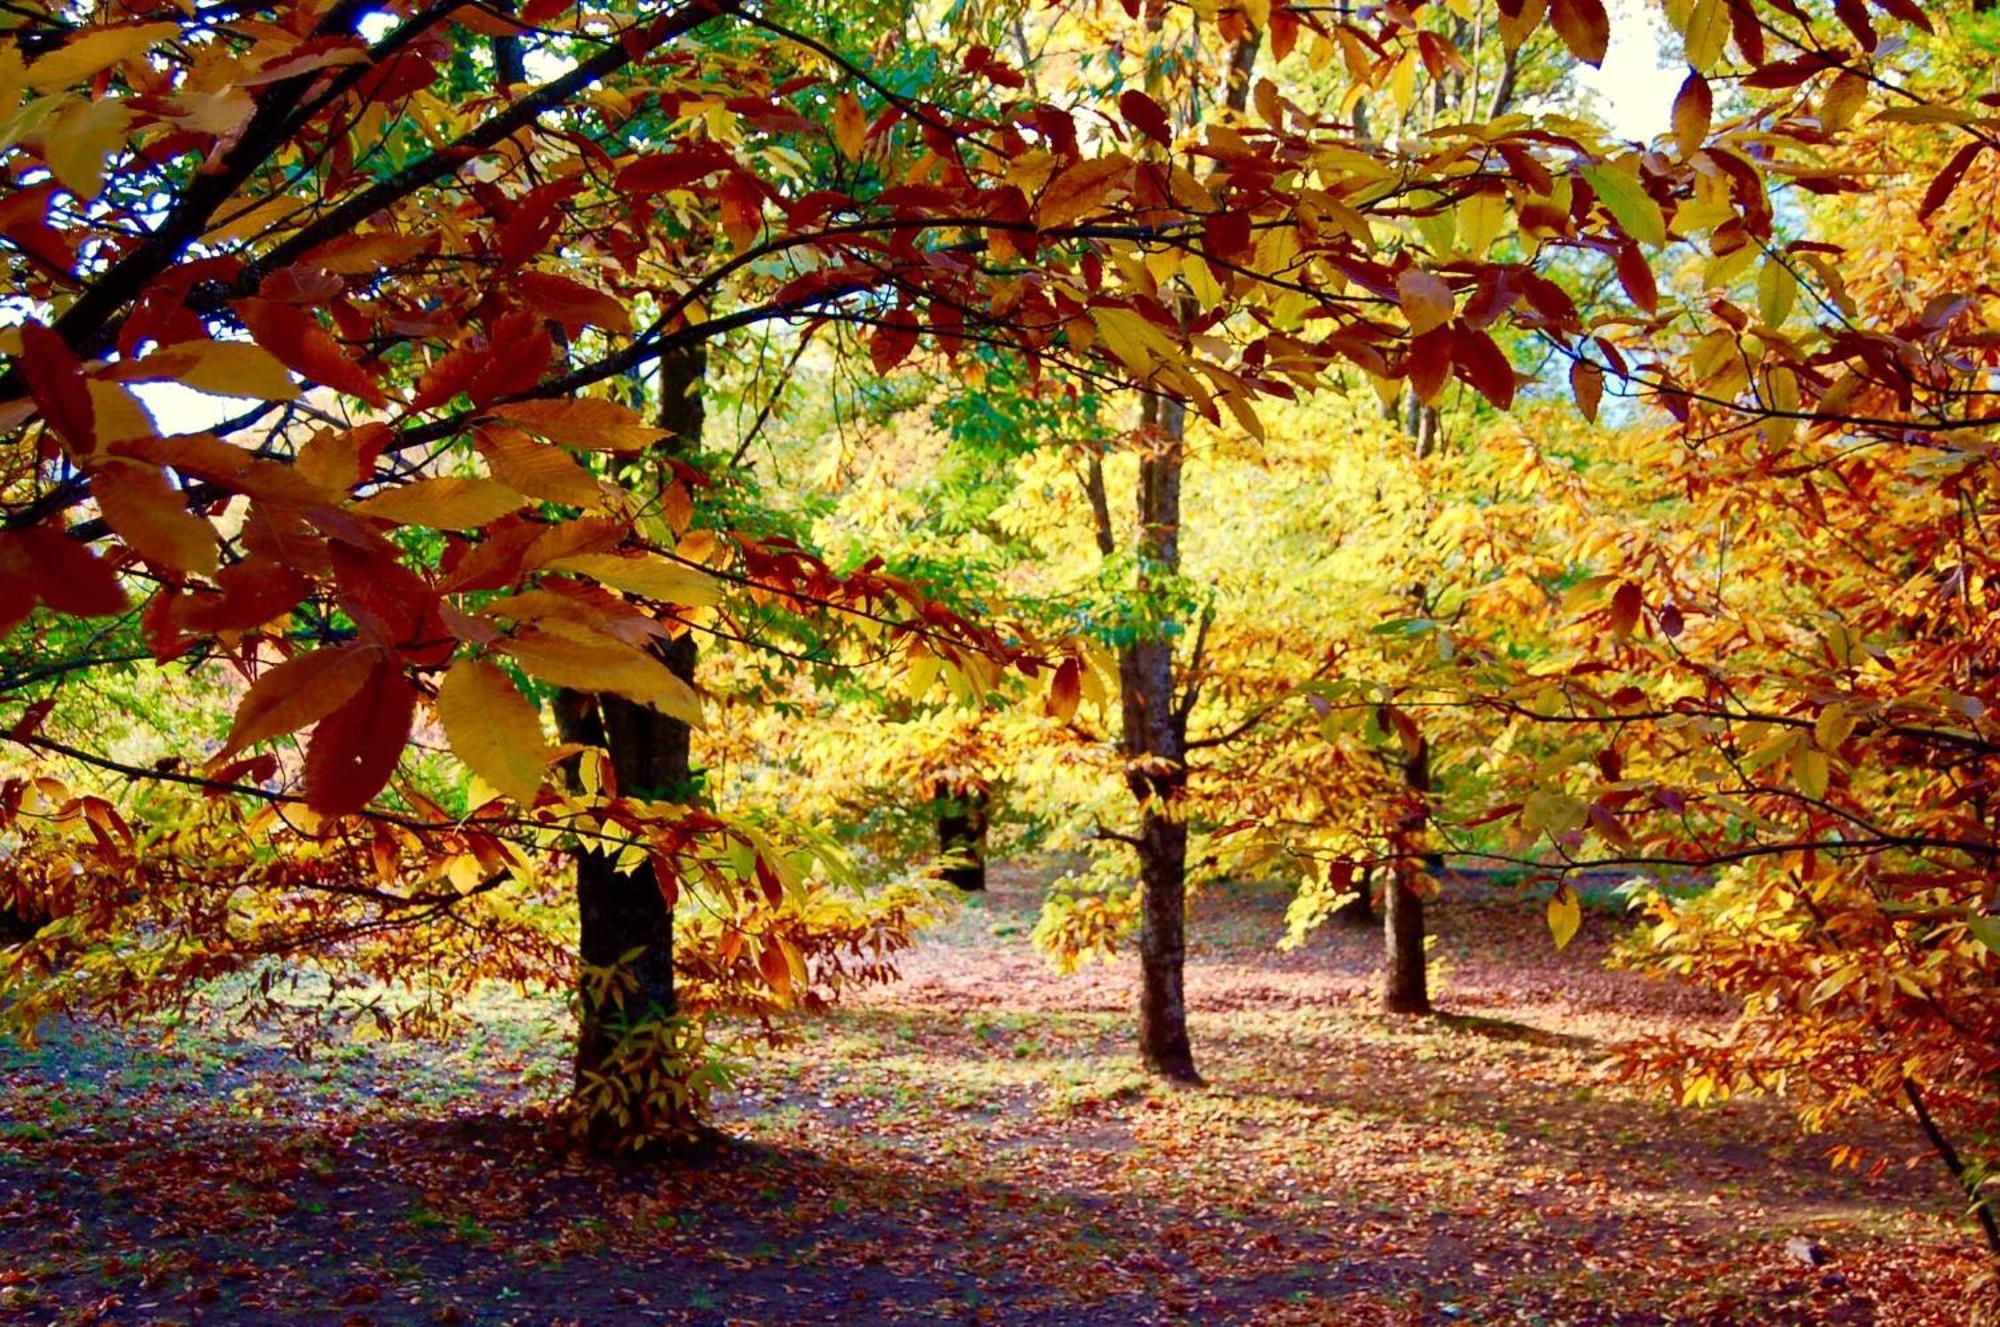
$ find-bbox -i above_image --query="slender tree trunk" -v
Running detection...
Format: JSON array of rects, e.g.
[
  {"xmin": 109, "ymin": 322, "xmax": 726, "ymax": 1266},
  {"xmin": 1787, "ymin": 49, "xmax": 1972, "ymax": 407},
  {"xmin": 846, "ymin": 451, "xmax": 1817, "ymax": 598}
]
[
  {"xmin": 1383, "ymin": 737, "xmax": 1432, "ymax": 1015},
  {"xmin": 936, "ymin": 781, "xmax": 990, "ymax": 892},
  {"xmin": 560, "ymin": 346, "xmax": 705, "ymax": 1144},
  {"xmin": 1121, "ymin": 394, "xmax": 1200, "ymax": 1081}
]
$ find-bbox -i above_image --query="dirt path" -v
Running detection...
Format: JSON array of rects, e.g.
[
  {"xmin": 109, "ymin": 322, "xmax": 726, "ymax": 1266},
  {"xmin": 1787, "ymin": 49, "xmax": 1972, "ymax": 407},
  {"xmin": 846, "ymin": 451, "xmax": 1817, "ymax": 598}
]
[{"xmin": 0, "ymin": 866, "xmax": 1982, "ymax": 1324}]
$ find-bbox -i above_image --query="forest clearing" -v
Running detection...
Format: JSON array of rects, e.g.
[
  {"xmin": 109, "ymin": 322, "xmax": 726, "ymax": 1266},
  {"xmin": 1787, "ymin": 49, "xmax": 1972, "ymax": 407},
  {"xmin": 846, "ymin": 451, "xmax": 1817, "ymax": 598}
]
[
  {"xmin": 6, "ymin": 0, "xmax": 2000, "ymax": 1321},
  {"xmin": 2, "ymin": 869, "xmax": 1981, "ymax": 1325}
]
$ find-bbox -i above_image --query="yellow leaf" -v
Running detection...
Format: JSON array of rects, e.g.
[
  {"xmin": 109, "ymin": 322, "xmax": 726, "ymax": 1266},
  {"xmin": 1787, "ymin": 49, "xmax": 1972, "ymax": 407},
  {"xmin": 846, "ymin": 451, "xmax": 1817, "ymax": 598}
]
[
  {"xmin": 501, "ymin": 630, "xmax": 704, "ymax": 728},
  {"xmin": 134, "ymin": 340, "xmax": 299, "ymax": 402},
  {"xmin": 1548, "ymin": 885, "xmax": 1582, "ymax": 951},
  {"xmin": 436, "ymin": 657, "xmax": 551, "ymax": 806},
  {"xmin": 92, "ymin": 460, "xmax": 219, "ymax": 575},
  {"xmin": 1757, "ymin": 257, "xmax": 1797, "ymax": 327},
  {"xmin": 351, "ymin": 477, "xmax": 526, "ymax": 529},
  {"xmin": 491, "ymin": 398, "xmax": 670, "ymax": 452},
  {"xmin": 44, "ymin": 97, "xmax": 130, "ymax": 199},
  {"xmin": 1581, "ymin": 165, "xmax": 1666, "ymax": 246},
  {"xmin": 25, "ymin": 23, "xmax": 176, "ymax": 93},
  {"xmin": 545, "ymin": 552, "xmax": 724, "ymax": 607},
  {"xmin": 84, "ymin": 380, "xmax": 155, "ymax": 445},
  {"xmin": 475, "ymin": 427, "xmax": 601, "ymax": 506},
  {"xmin": 1454, "ymin": 190, "xmax": 1507, "ymax": 257},
  {"xmin": 832, "ymin": 90, "xmax": 867, "ymax": 159},
  {"xmin": 1791, "ymin": 745, "xmax": 1829, "ymax": 800},
  {"xmin": 1815, "ymin": 702, "xmax": 1857, "ymax": 754},
  {"xmin": 1090, "ymin": 305, "xmax": 1178, "ymax": 378}
]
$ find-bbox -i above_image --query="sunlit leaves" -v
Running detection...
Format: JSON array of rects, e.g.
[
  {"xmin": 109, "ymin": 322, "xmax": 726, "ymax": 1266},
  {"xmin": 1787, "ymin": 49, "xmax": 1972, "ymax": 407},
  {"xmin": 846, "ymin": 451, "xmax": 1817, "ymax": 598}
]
[
  {"xmin": 490, "ymin": 399, "xmax": 670, "ymax": 451},
  {"xmin": 351, "ymin": 477, "xmax": 527, "ymax": 530},
  {"xmin": 1547, "ymin": 885, "xmax": 1581, "ymax": 950},
  {"xmin": 437, "ymin": 658, "xmax": 551, "ymax": 807},
  {"xmin": 500, "ymin": 631, "xmax": 704, "ymax": 729},
  {"xmin": 1580, "ymin": 166, "xmax": 1666, "ymax": 247},
  {"xmin": 90, "ymin": 461, "xmax": 220, "ymax": 576},
  {"xmin": 1036, "ymin": 155, "xmax": 1131, "ymax": 229},
  {"xmin": 23, "ymin": 22, "xmax": 174, "ymax": 92}
]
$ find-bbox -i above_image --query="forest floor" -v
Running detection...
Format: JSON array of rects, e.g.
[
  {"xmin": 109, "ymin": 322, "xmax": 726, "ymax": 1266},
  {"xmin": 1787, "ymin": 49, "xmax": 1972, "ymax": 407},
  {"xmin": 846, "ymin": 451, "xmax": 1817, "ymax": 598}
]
[{"xmin": 0, "ymin": 864, "xmax": 1985, "ymax": 1326}]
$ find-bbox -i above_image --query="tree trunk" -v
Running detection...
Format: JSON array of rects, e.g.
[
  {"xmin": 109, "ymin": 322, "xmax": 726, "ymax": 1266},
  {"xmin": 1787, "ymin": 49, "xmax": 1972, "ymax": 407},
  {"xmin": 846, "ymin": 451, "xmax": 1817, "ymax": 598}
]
[
  {"xmin": 1383, "ymin": 737, "xmax": 1432, "ymax": 1015},
  {"xmin": 1120, "ymin": 395, "xmax": 1200, "ymax": 1082},
  {"xmin": 935, "ymin": 781, "xmax": 990, "ymax": 892},
  {"xmin": 559, "ymin": 346, "xmax": 705, "ymax": 1145}
]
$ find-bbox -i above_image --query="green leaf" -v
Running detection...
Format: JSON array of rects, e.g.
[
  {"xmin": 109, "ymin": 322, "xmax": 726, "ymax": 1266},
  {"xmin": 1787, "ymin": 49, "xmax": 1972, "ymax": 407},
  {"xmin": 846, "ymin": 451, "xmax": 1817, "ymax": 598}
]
[{"xmin": 1581, "ymin": 166, "xmax": 1667, "ymax": 247}]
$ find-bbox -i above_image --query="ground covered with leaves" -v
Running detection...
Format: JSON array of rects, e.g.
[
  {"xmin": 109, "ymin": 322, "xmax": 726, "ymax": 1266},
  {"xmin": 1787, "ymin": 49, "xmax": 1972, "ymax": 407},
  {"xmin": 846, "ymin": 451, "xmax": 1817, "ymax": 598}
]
[{"xmin": 0, "ymin": 867, "xmax": 1981, "ymax": 1325}]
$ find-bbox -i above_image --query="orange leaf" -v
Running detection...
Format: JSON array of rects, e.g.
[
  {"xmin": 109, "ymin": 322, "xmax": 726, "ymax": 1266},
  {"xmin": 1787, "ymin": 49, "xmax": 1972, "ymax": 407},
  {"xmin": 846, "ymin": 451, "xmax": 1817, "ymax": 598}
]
[
  {"xmin": 719, "ymin": 173, "xmax": 764, "ymax": 250},
  {"xmin": 491, "ymin": 398, "xmax": 669, "ymax": 452},
  {"xmin": 91, "ymin": 461, "xmax": 220, "ymax": 575},
  {"xmin": 1036, "ymin": 155, "xmax": 1131, "ymax": 230},
  {"xmin": 1671, "ymin": 71, "xmax": 1712, "ymax": 158},
  {"xmin": 1046, "ymin": 658, "xmax": 1081, "ymax": 723},
  {"xmin": 217, "ymin": 644, "xmax": 379, "ymax": 762},
  {"xmin": 1549, "ymin": 0, "xmax": 1609, "ymax": 66},
  {"xmin": 831, "ymin": 91, "xmax": 867, "ymax": 159},
  {"xmin": 516, "ymin": 271, "xmax": 632, "ymax": 335},
  {"xmin": 234, "ymin": 299, "xmax": 388, "ymax": 407},
  {"xmin": 1570, "ymin": 359, "xmax": 1604, "ymax": 423},
  {"xmin": 8, "ymin": 526, "xmax": 128, "ymax": 618}
]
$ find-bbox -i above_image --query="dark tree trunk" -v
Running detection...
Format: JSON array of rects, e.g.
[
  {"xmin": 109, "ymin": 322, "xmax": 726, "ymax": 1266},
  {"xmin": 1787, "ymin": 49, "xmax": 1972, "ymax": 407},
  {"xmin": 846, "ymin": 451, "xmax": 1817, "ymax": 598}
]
[
  {"xmin": 1119, "ymin": 396, "xmax": 1200, "ymax": 1083},
  {"xmin": 1383, "ymin": 738, "xmax": 1432, "ymax": 1015},
  {"xmin": 559, "ymin": 346, "xmax": 705, "ymax": 1144},
  {"xmin": 935, "ymin": 782, "xmax": 990, "ymax": 892}
]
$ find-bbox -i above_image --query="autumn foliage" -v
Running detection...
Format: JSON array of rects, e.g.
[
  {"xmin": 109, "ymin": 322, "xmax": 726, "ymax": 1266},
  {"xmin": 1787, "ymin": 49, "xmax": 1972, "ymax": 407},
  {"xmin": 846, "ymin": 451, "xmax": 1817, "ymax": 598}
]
[{"xmin": 5, "ymin": 0, "xmax": 2000, "ymax": 1296}]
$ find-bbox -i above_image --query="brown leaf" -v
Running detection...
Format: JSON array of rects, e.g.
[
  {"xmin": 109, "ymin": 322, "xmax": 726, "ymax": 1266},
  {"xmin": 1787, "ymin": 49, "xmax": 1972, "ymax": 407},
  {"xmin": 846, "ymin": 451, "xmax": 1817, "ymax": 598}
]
[
  {"xmin": 304, "ymin": 660, "xmax": 415, "ymax": 815},
  {"xmin": 1550, "ymin": 0, "xmax": 1609, "ymax": 65}
]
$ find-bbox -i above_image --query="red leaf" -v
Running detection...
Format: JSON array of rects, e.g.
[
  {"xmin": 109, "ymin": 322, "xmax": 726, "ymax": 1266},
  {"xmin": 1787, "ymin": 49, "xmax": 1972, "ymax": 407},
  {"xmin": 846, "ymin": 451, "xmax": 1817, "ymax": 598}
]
[
  {"xmin": 1615, "ymin": 242, "xmax": 1658, "ymax": 313},
  {"xmin": 496, "ymin": 180, "xmax": 579, "ymax": 268},
  {"xmin": 869, "ymin": 315, "xmax": 920, "ymax": 375},
  {"xmin": 1452, "ymin": 326, "xmax": 1516, "ymax": 409},
  {"xmin": 1407, "ymin": 328, "xmax": 1452, "ymax": 403},
  {"xmin": 614, "ymin": 146, "xmax": 733, "ymax": 196},
  {"xmin": 14, "ymin": 526, "xmax": 128, "ymax": 617},
  {"xmin": 1203, "ymin": 210, "xmax": 1252, "ymax": 259},
  {"xmin": 1919, "ymin": 141, "xmax": 1984, "ymax": 222},
  {"xmin": 1119, "ymin": 90, "xmax": 1171, "ymax": 147},
  {"xmin": 1608, "ymin": 582, "xmax": 1642, "ymax": 639},
  {"xmin": 304, "ymin": 661, "xmax": 415, "ymax": 815},
  {"xmin": 18, "ymin": 321, "xmax": 95, "ymax": 454}
]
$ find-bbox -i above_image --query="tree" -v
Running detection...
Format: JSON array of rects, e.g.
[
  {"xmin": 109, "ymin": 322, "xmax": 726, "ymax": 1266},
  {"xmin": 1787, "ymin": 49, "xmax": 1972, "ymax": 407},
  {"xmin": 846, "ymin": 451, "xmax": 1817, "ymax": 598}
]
[{"xmin": 11, "ymin": 0, "xmax": 1904, "ymax": 1154}]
